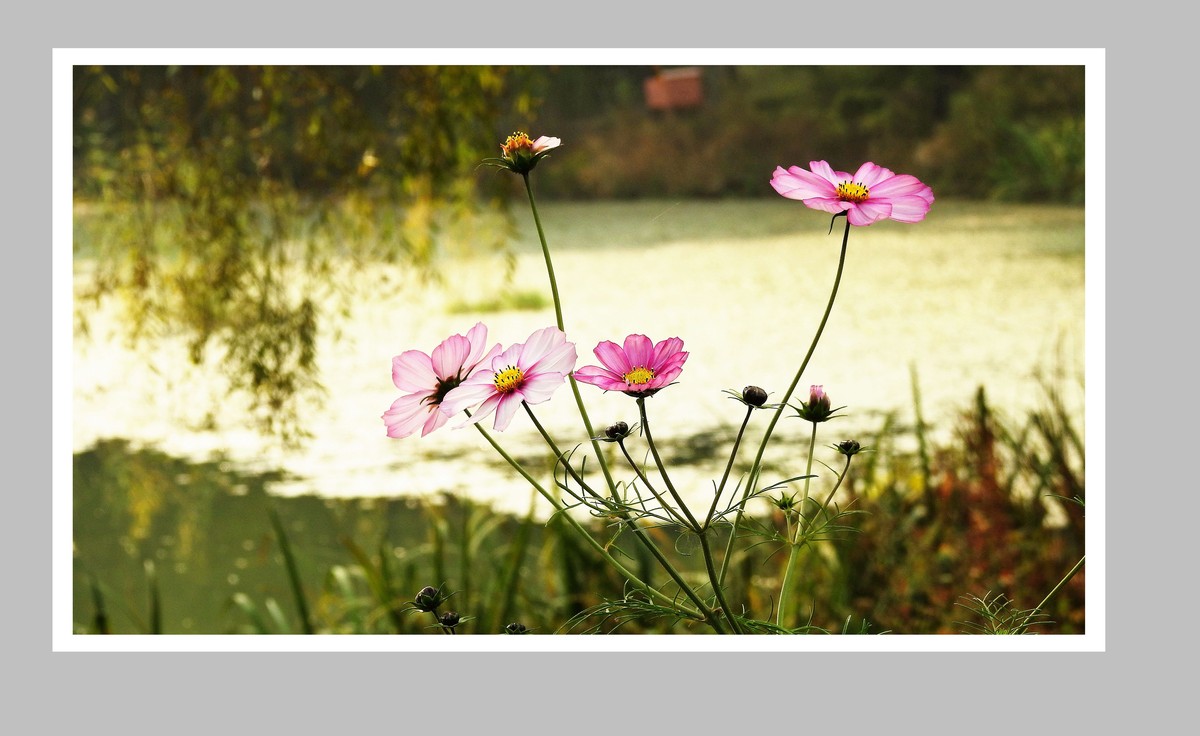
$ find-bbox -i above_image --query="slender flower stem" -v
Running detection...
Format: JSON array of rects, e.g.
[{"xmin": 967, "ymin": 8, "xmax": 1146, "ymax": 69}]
[
  {"xmin": 1015, "ymin": 555, "xmax": 1085, "ymax": 634},
  {"xmin": 719, "ymin": 214, "xmax": 852, "ymax": 586},
  {"xmin": 777, "ymin": 422, "xmax": 819, "ymax": 628},
  {"xmin": 617, "ymin": 441, "xmax": 693, "ymax": 529},
  {"xmin": 523, "ymin": 173, "xmax": 565, "ymax": 333},
  {"xmin": 707, "ymin": 406, "xmax": 754, "ymax": 529},
  {"xmin": 522, "ymin": 404, "xmax": 727, "ymax": 632},
  {"xmin": 521, "ymin": 172, "xmax": 620, "ymax": 501},
  {"xmin": 470, "ymin": 420, "xmax": 701, "ymax": 620},
  {"xmin": 636, "ymin": 397, "xmax": 701, "ymax": 534},
  {"xmin": 813, "ymin": 456, "xmax": 852, "ymax": 528},
  {"xmin": 637, "ymin": 396, "xmax": 744, "ymax": 633},
  {"xmin": 521, "ymin": 403, "xmax": 607, "ymax": 505},
  {"xmin": 797, "ymin": 423, "xmax": 820, "ymax": 536},
  {"xmin": 698, "ymin": 533, "xmax": 746, "ymax": 634}
]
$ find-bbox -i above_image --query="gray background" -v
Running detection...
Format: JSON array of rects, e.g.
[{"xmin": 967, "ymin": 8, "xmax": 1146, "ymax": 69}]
[{"xmin": 14, "ymin": 1, "xmax": 1186, "ymax": 732}]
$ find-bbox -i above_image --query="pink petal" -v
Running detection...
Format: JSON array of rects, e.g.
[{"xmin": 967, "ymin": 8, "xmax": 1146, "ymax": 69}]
[
  {"xmin": 430, "ymin": 334, "xmax": 471, "ymax": 381},
  {"xmin": 654, "ymin": 363, "xmax": 686, "ymax": 387},
  {"xmin": 808, "ymin": 161, "xmax": 841, "ymax": 186},
  {"xmin": 853, "ymin": 162, "xmax": 894, "ymax": 188},
  {"xmin": 800, "ymin": 197, "xmax": 852, "ymax": 215},
  {"xmin": 869, "ymin": 174, "xmax": 931, "ymax": 199},
  {"xmin": 516, "ymin": 327, "xmax": 565, "ymax": 370},
  {"xmin": 574, "ymin": 366, "xmax": 625, "ymax": 391},
  {"xmin": 382, "ymin": 393, "xmax": 434, "ymax": 438},
  {"xmin": 420, "ymin": 408, "xmax": 450, "ymax": 437},
  {"xmin": 770, "ymin": 166, "xmax": 836, "ymax": 200},
  {"xmin": 525, "ymin": 339, "xmax": 577, "ymax": 376},
  {"xmin": 516, "ymin": 371, "xmax": 568, "ymax": 405},
  {"xmin": 460, "ymin": 393, "xmax": 502, "ymax": 428},
  {"xmin": 651, "ymin": 337, "xmax": 685, "ymax": 369},
  {"xmin": 593, "ymin": 340, "xmax": 633, "ymax": 374},
  {"xmin": 490, "ymin": 394, "xmax": 523, "ymax": 432},
  {"xmin": 655, "ymin": 351, "xmax": 688, "ymax": 376},
  {"xmin": 532, "ymin": 136, "xmax": 561, "ymax": 153},
  {"xmin": 885, "ymin": 194, "xmax": 934, "ymax": 223},
  {"xmin": 847, "ymin": 201, "xmax": 892, "ymax": 226},
  {"xmin": 439, "ymin": 373, "xmax": 498, "ymax": 415},
  {"xmin": 490, "ymin": 343, "xmax": 525, "ymax": 372},
  {"xmin": 622, "ymin": 334, "xmax": 654, "ymax": 369},
  {"xmin": 392, "ymin": 350, "xmax": 437, "ymax": 393},
  {"xmin": 463, "ymin": 322, "xmax": 500, "ymax": 370}
]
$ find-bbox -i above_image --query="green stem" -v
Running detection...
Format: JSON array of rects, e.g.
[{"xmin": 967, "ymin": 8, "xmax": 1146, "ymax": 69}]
[
  {"xmin": 470, "ymin": 419, "xmax": 703, "ymax": 621},
  {"xmin": 777, "ymin": 422, "xmax": 819, "ymax": 628},
  {"xmin": 698, "ymin": 532, "xmax": 745, "ymax": 634},
  {"xmin": 707, "ymin": 406, "xmax": 754, "ymax": 528},
  {"xmin": 720, "ymin": 214, "xmax": 852, "ymax": 586},
  {"xmin": 522, "ymin": 403, "xmax": 726, "ymax": 632},
  {"xmin": 797, "ymin": 423, "xmax": 820, "ymax": 536},
  {"xmin": 1016, "ymin": 555, "xmax": 1085, "ymax": 634},
  {"xmin": 636, "ymin": 397, "xmax": 702, "ymax": 533},
  {"xmin": 636, "ymin": 397, "xmax": 743, "ymax": 633},
  {"xmin": 617, "ymin": 441, "xmax": 693, "ymax": 529},
  {"xmin": 521, "ymin": 172, "xmax": 620, "ymax": 503}
]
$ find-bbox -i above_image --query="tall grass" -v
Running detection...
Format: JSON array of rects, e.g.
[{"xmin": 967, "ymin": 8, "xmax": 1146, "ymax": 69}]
[{"xmin": 75, "ymin": 378, "xmax": 1084, "ymax": 635}]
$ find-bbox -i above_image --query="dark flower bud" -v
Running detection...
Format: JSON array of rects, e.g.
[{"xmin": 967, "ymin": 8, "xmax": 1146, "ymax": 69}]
[
  {"xmin": 605, "ymin": 421, "xmax": 630, "ymax": 439},
  {"xmin": 836, "ymin": 440, "xmax": 863, "ymax": 457},
  {"xmin": 438, "ymin": 611, "xmax": 461, "ymax": 628},
  {"xmin": 742, "ymin": 385, "xmax": 768, "ymax": 407},
  {"xmin": 413, "ymin": 585, "xmax": 442, "ymax": 612},
  {"xmin": 505, "ymin": 622, "xmax": 529, "ymax": 635}
]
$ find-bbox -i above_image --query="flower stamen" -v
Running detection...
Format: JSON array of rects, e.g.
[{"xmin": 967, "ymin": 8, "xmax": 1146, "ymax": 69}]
[
  {"xmin": 623, "ymin": 366, "xmax": 656, "ymax": 386},
  {"xmin": 493, "ymin": 365, "xmax": 525, "ymax": 394},
  {"xmin": 836, "ymin": 180, "xmax": 870, "ymax": 203},
  {"xmin": 502, "ymin": 132, "xmax": 534, "ymax": 157}
]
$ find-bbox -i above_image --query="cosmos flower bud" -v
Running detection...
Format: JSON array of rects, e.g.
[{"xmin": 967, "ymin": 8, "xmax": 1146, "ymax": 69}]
[
  {"xmin": 413, "ymin": 585, "xmax": 444, "ymax": 613},
  {"xmin": 606, "ymin": 421, "xmax": 630, "ymax": 439},
  {"xmin": 794, "ymin": 385, "xmax": 842, "ymax": 423},
  {"xmin": 438, "ymin": 611, "xmax": 461, "ymax": 628},
  {"xmin": 742, "ymin": 385, "xmax": 768, "ymax": 407},
  {"xmin": 505, "ymin": 622, "xmax": 529, "ymax": 635},
  {"xmin": 836, "ymin": 439, "xmax": 862, "ymax": 457}
]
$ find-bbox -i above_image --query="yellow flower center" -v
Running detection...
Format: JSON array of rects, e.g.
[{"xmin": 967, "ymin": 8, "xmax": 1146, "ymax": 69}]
[
  {"xmin": 623, "ymin": 366, "xmax": 656, "ymax": 386},
  {"xmin": 493, "ymin": 365, "xmax": 525, "ymax": 394},
  {"xmin": 836, "ymin": 181, "xmax": 870, "ymax": 203},
  {"xmin": 502, "ymin": 132, "xmax": 534, "ymax": 157}
]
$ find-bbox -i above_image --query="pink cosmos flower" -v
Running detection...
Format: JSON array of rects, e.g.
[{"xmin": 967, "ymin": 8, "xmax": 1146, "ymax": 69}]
[
  {"xmin": 501, "ymin": 132, "xmax": 561, "ymax": 157},
  {"xmin": 439, "ymin": 326, "xmax": 577, "ymax": 432},
  {"xmin": 574, "ymin": 334, "xmax": 688, "ymax": 398},
  {"xmin": 490, "ymin": 131, "xmax": 562, "ymax": 174},
  {"xmin": 382, "ymin": 322, "xmax": 502, "ymax": 439},
  {"xmin": 770, "ymin": 160, "xmax": 934, "ymax": 226}
]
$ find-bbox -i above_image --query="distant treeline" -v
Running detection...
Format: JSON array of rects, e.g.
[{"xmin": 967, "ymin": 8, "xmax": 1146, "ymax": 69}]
[
  {"xmin": 525, "ymin": 65, "xmax": 1085, "ymax": 203},
  {"xmin": 74, "ymin": 65, "xmax": 1084, "ymax": 206}
]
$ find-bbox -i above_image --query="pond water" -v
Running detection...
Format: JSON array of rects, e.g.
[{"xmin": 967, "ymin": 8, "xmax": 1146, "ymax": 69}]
[{"xmin": 72, "ymin": 199, "xmax": 1087, "ymax": 518}]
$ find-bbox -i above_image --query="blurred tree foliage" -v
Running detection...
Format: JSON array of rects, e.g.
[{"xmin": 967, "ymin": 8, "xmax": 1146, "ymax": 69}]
[
  {"xmin": 74, "ymin": 66, "xmax": 537, "ymax": 442},
  {"xmin": 530, "ymin": 65, "xmax": 1085, "ymax": 204}
]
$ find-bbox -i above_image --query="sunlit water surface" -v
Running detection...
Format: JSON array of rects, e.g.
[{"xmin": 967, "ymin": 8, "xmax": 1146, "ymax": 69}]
[{"xmin": 73, "ymin": 200, "xmax": 1086, "ymax": 516}]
